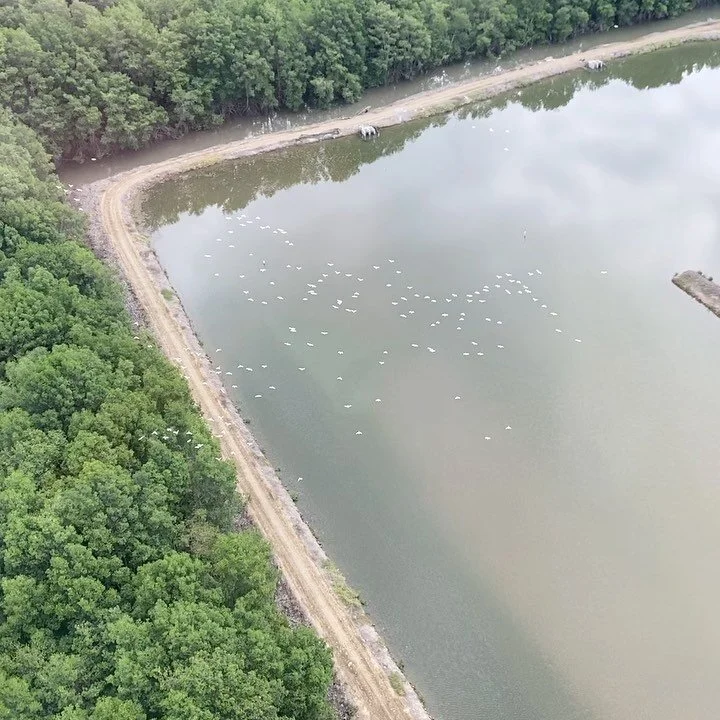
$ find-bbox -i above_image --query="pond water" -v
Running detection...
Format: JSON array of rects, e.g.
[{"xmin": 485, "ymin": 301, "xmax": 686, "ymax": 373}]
[{"xmin": 144, "ymin": 43, "xmax": 720, "ymax": 720}]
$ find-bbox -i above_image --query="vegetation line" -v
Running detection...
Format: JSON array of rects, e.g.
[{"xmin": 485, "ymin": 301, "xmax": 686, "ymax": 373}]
[
  {"xmin": 3, "ymin": 0, "xmax": 718, "ymax": 161},
  {"xmin": 90, "ymin": 20, "xmax": 720, "ymax": 720},
  {"xmin": 0, "ymin": 115, "xmax": 337, "ymax": 717}
]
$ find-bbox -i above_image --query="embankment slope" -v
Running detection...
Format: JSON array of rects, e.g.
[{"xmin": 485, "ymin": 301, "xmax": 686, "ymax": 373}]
[{"xmin": 92, "ymin": 20, "xmax": 720, "ymax": 720}]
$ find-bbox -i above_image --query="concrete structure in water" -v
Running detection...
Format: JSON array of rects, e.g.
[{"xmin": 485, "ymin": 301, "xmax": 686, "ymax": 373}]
[{"xmin": 672, "ymin": 270, "xmax": 720, "ymax": 318}]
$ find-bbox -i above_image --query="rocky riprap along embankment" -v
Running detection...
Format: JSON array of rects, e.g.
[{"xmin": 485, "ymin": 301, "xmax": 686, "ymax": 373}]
[{"xmin": 672, "ymin": 270, "xmax": 720, "ymax": 318}]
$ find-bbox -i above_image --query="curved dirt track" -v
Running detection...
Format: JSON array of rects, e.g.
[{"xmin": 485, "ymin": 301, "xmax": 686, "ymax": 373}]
[{"xmin": 96, "ymin": 20, "xmax": 720, "ymax": 720}]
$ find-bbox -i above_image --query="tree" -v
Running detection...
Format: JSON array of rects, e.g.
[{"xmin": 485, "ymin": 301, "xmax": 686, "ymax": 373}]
[{"xmin": 0, "ymin": 114, "xmax": 335, "ymax": 717}]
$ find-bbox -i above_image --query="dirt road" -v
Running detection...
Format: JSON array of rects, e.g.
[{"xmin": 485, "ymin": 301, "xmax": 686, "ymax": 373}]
[{"xmin": 95, "ymin": 20, "xmax": 720, "ymax": 720}]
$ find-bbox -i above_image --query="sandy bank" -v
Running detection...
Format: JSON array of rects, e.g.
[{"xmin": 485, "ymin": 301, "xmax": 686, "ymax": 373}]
[{"xmin": 84, "ymin": 20, "xmax": 720, "ymax": 720}]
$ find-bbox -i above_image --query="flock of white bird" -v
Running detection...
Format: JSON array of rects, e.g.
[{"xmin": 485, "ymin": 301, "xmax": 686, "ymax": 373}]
[{"xmin": 184, "ymin": 207, "xmax": 601, "ymax": 443}]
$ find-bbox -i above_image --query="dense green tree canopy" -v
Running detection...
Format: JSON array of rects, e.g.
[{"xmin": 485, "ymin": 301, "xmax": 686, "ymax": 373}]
[
  {"xmin": 0, "ymin": 0, "xmax": 706, "ymax": 159},
  {"xmin": 0, "ymin": 110, "xmax": 334, "ymax": 718}
]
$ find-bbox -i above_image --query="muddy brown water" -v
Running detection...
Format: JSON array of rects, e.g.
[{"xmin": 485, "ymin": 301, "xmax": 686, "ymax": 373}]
[{"xmin": 141, "ymin": 43, "xmax": 720, "ymax": 720}]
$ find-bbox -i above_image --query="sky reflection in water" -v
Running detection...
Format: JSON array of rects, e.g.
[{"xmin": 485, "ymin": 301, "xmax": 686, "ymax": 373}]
[{"xmin": 146, "ymin": 44, "xmax": 720, "ymax": 720}]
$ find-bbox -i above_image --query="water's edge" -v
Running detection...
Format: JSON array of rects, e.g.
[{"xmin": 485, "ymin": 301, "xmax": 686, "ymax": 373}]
[
  {"xmin": 79, "ymin": 25, "xmax": 720, "ymax": 720},
  {"xmin": 83, "ymin": 170, "xmax": 432, "ymax": 720}
]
